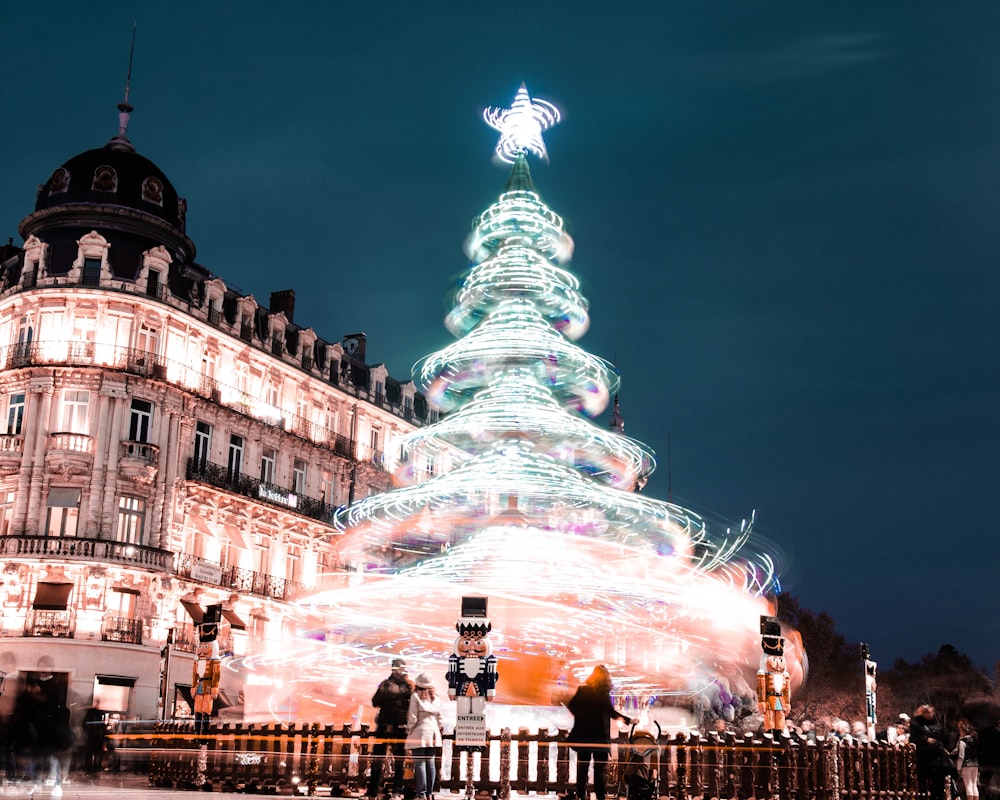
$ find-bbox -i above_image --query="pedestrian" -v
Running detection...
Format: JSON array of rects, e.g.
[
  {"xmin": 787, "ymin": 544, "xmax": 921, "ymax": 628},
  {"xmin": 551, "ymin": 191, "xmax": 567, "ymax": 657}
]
[
  {"xmin": 565, "ymin": 665, "xmax": 635, "ymax": 800},
  {"xmin": 406, "ymin": 673, "xmax": 443, "ymax": 800},
  {"xmin": 955, "ymin": 718, "xmax": 979, "ymax": 800},
  {"xmin": 911, "ymin": 704, "xmax": 949, "ymax": 800},
  {"xmin": 82, "ymin": 706, "xmax": 107, "ymax": 777},
  {"xmin": 366, "ymin": 658, "xmax": 413, "ymax": 800}
]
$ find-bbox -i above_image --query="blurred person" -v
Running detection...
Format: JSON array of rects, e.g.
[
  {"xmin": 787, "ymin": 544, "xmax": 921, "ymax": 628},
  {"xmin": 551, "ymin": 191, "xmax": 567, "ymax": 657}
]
[
  {"xmin": 911, "ymin": 705, "xmax": 949, "ymax": 800},
  {"xmin": 81, "ymin": 706, "xmax": 108, "ymax": 777},
  {"xmin": 366, "ymin": 658, "xmax": 413, "ymax": 800},
  {"xmin": 979, "ymin": 716, "xmax": 1000, "ymax": 800},
  {"xmin": 11, "ymin": 674, "xmax": 72, "ymax": 796},
  {"xmin": 955, "ymin": 719, "xmax": 979, "ymax": 800},
  {"xmin": 405, "ymin": 673, "xmax": 443, "ymax": 800},
  {"xmin": 799, "ymin": 719, "xmax": 817, "ymax": 743},
  {"xmin": 851, "ymin": 721, "xmax": 870, "ymax": 743},
  {"xmin": 565, "ymin": 665, "xmax": 635, "ymax": 800}
]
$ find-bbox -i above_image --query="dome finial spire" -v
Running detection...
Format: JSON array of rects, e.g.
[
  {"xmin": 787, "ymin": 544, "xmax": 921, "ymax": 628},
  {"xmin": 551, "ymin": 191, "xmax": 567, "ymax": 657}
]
[{"xmin": 108, "ymin": 23, "xmax": 137, "ymax": 152}]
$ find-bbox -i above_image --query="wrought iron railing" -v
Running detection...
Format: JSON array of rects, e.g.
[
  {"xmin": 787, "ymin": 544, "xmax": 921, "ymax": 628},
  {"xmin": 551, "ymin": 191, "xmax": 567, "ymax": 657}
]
[
  {"xmin": 25, "ymin": 608, "xmax": 74, "ymax": 638},
  {"xmin": 0, "ymin": 340, "xmax": 400, "ymax": 463},
  {"xmin": 103, "ymin": 615, "xmax": 144, "ymax": 644},
  {"xmin": 174, "ymin": 552, "xmax": 306, "ymax": 602},
  {"xmin": 185, "ymin": 457, "xmax": 339, "ymax": 525}
]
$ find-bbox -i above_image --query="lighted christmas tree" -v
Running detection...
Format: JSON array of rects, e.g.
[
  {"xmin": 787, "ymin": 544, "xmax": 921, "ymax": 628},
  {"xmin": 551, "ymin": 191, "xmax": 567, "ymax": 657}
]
[{"xmin": 256, "ymin": 86, "xmax": 795, "ymax": 723}]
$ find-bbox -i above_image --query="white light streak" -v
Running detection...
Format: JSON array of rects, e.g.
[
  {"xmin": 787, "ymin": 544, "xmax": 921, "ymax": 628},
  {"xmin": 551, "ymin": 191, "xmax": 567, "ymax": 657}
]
[{"xmin": 233, "ymin": 98, "xmax": 798, "ymax": 725}]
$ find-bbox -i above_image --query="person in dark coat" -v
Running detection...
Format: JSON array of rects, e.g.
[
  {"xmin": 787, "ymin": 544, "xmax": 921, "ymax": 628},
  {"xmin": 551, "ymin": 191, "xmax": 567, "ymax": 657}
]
[
  {"xmin": 366, "ymin": 658, "xmax": 413, "ymax": 800},
  {"xmin": 911, "ymin": 704, "xmax": 949, "ymax": 800},
  {"xmin": 565, "ymin": 665, "xmax": 635, "ymax": 800}
]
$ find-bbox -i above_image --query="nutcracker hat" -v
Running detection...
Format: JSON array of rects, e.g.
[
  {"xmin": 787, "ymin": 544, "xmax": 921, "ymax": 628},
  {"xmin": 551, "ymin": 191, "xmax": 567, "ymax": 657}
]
[{"xmin": 456, "ymin": 596, "xmax": 491, "ymax": 636}]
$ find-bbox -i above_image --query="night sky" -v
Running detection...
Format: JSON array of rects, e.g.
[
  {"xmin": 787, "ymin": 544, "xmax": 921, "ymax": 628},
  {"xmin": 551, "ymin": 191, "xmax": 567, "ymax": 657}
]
[{"xmin": 3, "ymin": 2, "xmax": 998, "ymax": 671}]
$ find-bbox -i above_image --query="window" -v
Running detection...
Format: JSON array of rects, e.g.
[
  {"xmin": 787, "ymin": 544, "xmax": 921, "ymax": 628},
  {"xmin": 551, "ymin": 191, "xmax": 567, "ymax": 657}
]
[
  {"xmin": 109, "ymin": 588, "xmax": 137, "ymax": 618},
  {"xmin": 374, "ymin": 380, "xmax": 384, "ymax": 405},
  {"xmin": 82, "ymin": 257, "xmax": 101, "ymax": 286},
  {"xmin": 227, "ymin": 435, "xmax": 244, "ymax": 480},
  {"xmin": 292, "ymin": 459, "xmax": 307, "ymax": 495},
  {"xmin": 116, "ymin": 496, "xmax": 146, "ymax": 544},
  {"xmin": 145, "ymin": 269, "xmax": 160, "ymax": 298},
  {"xmin": 285, "ymin": 543, "xmax": 300, "ymax": 583},
  {"xmin": 320, "ymin": 471, "xmax": 335, "ymax": 506},
  {"xmin": 136, "ymin": 324, "xmax": 159, "ymax": 357},
  {"xmin": 0, "ymin": 490, "xmax": 14, "ymax": 535},
  {"xmin": 59, "ymin": 390, "xmax": 89, "ymax": 434},
  {"xmin": 5, "ymin": 393, "xmax": 25, "ymax": 435},
  {"xmin": 193, "ymin": 422, "xmax": 211, "ymax": 468},
  {"xmin": 254, "ymin": 532, "xmax": 271, "ymax": 575},
  {"xmin": 370, "ymin": 427, "xmax": 381, "ymax": 453},
  {"xmin": 260, "ymin": 448, "xmax": 276, "ymax": 485},
  {"xmin": 128, "ymin": 399, "xmax": 153, "ymax": 443},
  {"xmin": 45, "ymin": 487, "xmax": 81, "ymax": 537},
  {"xmin": 93, "ymin": 675, "xmax": 135, "ymax": 714},
  {"xmin": 16, "ymin": 316, "xmax": 33, "ymax": 347}
]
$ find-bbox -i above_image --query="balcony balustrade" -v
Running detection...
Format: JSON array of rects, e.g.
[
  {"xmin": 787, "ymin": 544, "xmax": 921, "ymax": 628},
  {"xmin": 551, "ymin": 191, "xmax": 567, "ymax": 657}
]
[{"xmin": 0, "ymin": 534, "xmax": 172, "ymax": 569}]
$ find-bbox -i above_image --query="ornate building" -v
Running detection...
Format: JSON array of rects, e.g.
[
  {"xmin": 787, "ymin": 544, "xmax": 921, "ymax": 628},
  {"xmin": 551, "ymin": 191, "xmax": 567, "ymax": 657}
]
[{"xmin": 0, "ymin": 103, "xmax": 430, "ymax": 722}]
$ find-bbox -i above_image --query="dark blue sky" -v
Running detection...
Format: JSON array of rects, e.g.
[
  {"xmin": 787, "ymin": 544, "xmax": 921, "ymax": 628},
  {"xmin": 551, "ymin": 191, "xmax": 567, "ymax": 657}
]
[{"xmin": 3, "ymin": 2, "xmax": 999, "ymax": 672}]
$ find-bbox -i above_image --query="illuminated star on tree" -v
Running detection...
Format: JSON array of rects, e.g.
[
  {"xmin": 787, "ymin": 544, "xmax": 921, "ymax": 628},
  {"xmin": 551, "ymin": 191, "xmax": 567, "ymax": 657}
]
[{"xmin": 484, "ymin": 83, "xmax": 561, "ymax": 164}]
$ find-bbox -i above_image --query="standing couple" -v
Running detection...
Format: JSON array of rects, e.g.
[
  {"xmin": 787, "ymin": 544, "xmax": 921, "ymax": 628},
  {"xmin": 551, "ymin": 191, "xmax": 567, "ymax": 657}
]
[{"xmin": 368, "ymin": 659, "xmax": 443, "ymax": 800}]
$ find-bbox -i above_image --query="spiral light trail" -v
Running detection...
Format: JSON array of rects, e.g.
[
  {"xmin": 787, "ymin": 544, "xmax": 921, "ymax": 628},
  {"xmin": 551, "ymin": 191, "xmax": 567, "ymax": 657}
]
[{"xmin": 232, "ymin": 87, "xmax": 799, "ymax": 726}]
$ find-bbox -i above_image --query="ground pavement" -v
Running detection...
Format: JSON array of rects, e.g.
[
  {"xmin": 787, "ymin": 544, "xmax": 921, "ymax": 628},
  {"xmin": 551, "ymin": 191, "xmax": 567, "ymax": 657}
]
[{"xmin": 0, "ymin": 770, "xmax": 320, "ymax": 798}]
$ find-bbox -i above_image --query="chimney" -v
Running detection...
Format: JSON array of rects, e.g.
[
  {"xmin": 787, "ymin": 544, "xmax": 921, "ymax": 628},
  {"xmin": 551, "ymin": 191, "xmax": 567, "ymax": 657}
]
[{"xmin": 269, "ymin": 290, "xmax": 295, "ymax": 323}]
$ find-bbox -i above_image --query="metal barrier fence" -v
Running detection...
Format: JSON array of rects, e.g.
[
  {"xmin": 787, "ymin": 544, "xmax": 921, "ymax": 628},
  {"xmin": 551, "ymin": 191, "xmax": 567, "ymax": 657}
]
[{"xmin": 118, "ymin": 721, "xmax": 920, "ymax": 798}]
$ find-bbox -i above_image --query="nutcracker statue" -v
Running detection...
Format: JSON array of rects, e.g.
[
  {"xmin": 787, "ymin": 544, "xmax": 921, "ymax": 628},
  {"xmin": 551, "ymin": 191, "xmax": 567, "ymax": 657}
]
[
  {"xmin": 446, "ymin": 597, "xmax": 500, "ymax": 800},
  {"xmin": 192, "ymin": 604, "xmax": 222, "ymax": 739},
  {"xmin": 757, "ymin": 615, "xmax": 790, "ymax": 734},
  {"xmin": 447, "ymin": 596, "xmax": 499, "ymax": 716}
]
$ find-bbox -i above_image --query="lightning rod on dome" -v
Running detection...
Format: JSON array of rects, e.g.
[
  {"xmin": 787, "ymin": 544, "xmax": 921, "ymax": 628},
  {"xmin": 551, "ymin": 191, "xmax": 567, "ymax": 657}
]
[
  {"xmin": 113, "ymin": 24, "xmax": 137, "ymax": 148},
  {"xmin": 484, "ymin": 83, "xmax": 560, "ymax": 164}
]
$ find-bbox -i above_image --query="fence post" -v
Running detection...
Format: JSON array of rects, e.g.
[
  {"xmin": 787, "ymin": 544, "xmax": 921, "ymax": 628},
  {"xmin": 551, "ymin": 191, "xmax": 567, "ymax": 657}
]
[{"xmin": 501, "ymin": 728, "xmax": 513, "ymax": 800}]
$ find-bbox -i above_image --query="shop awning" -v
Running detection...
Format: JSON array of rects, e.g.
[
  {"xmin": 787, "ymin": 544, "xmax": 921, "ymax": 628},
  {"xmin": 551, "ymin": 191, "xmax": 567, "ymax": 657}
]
[
  {"xmin": 221, "ymin": 607, "xmax": 246, "ymax": 630},
  {"xmin": 180, "ymin": 598, "xmax": 204, "ymax": 624},
  {"xmin": 189, "ymin": 514, "xmax": 215, "ymax": 537},
  {"xmin": 33, "ymin": 582, "xmax": 73, "ymax": 610},
  {"xmin": 96, "ymin": 675, "xmax": 135, "ymax": 687},
  {"xmin": 46, "ymin": 488, "xmax": 81, "ymax": 507},
  {"xmin": 223, "ymin": 524, "xmax": 247, "ymax": 550}
]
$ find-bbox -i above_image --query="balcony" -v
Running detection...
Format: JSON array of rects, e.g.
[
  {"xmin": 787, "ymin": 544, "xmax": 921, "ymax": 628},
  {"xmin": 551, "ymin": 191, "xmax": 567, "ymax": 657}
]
[
  {"xmin": 0, "ymin": 434, "xmax": 23, "ymax": 476},
  {"xmin": 0, "ymin": 534, "xmax": 173, "ymax": 570},
  {"xmin": 102, "ymin": 615, "xmax": 143, "ymax": 645},
  {"xmin": 25, "ymin": 608, "xmax": 74, "ymax": 638},
  {"xmin": 174, "ymin": 552, "xmax": 307, "ymax": 601},
  {"xmin": 45, "ymin": 431, "xmax": 94, "ymax": 477},
  {"xmin": 0, "ymin": 341, "xmax": 418, "ymax": 460},
  {"xmin": 186, "ymin": 457, "xmax": 337, "ymax": 525},
  {"xmin": 119, "ymin": 440, "xmax": 160, "ymax": 484}
]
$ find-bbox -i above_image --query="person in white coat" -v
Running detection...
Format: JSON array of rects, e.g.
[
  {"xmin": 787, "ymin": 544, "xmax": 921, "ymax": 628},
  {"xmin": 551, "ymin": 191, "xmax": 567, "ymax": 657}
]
[{"xmin": 406, "ymin": 673, "xmax": 443, "ymax": 800}]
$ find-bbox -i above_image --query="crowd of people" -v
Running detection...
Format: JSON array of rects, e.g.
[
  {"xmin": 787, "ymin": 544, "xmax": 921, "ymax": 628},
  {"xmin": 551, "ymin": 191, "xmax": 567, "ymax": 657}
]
[
  {"xmin": 361, "ymin": 657, "xmax": 1000, "ymax": 800},
  {"xmin": 705, "ymin": 704, "xmax": 1000, "ymax": 800}
]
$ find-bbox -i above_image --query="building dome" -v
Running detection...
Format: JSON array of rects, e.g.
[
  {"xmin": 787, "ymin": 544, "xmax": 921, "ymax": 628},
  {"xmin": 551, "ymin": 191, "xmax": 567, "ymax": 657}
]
[{"xmin": 34, "ymin": 141, "xmax": 186, "ymax": 233}]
